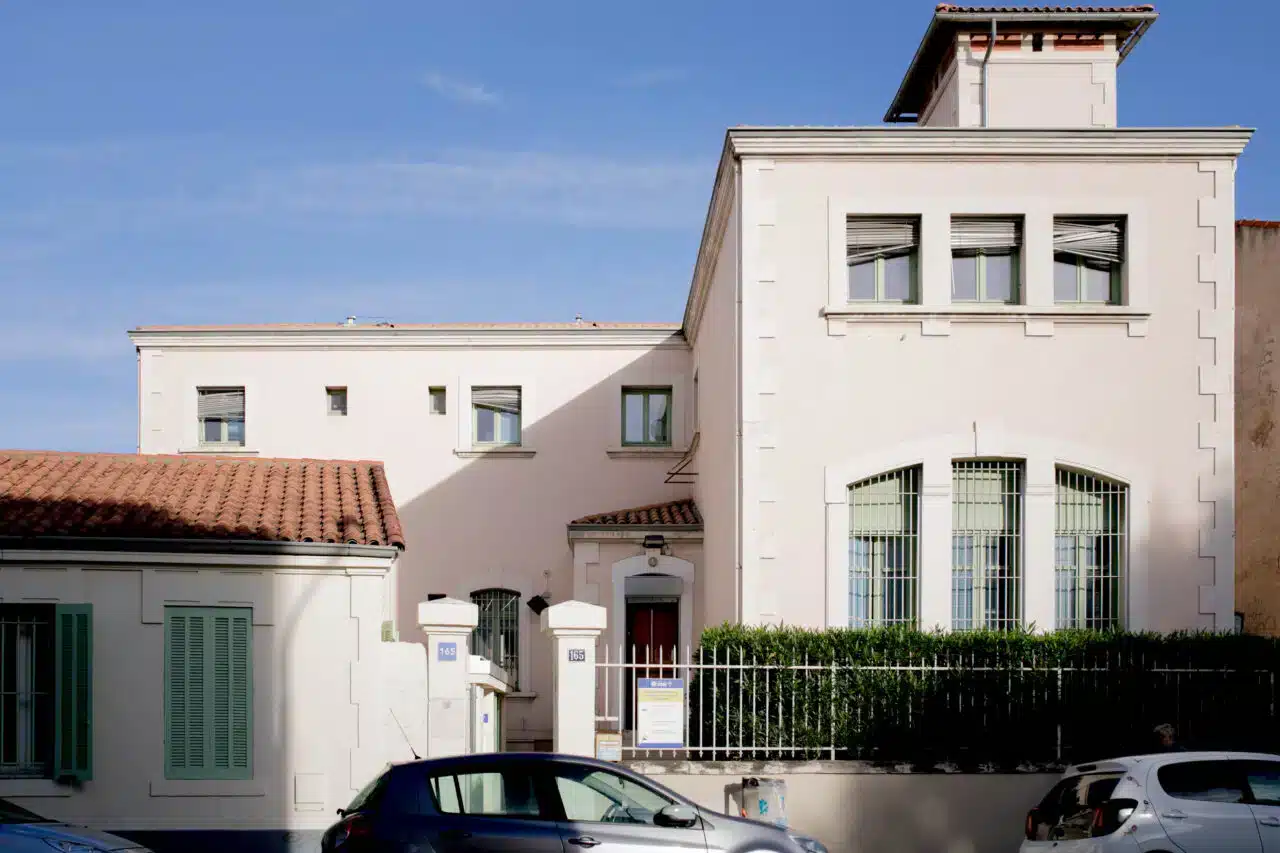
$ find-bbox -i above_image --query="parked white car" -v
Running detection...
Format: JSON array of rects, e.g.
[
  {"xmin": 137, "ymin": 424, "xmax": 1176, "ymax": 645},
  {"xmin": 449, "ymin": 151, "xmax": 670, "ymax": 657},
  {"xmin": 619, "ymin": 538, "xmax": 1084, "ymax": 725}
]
[{"xmin": 1021, "ymin": 751, "xmax": 1280, "ymax": 853}]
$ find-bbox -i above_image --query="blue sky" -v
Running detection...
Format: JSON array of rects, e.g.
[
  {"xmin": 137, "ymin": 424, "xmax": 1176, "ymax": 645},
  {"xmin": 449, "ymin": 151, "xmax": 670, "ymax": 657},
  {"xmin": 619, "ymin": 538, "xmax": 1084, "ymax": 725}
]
[{"xmin": 1, "ymin": 0, "xmax": 1275, "ymax": 453}]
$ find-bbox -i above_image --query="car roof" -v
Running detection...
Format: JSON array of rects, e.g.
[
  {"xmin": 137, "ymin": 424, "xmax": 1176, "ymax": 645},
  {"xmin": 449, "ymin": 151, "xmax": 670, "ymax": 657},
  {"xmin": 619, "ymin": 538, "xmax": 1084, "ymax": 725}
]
[
  {"xmin": 391, "ymin": 752, "xmax": 620, "ymax": 771},
  {"xmin": 1063, "ymin": 751, "xmax": 1280, "ymax": 777}
]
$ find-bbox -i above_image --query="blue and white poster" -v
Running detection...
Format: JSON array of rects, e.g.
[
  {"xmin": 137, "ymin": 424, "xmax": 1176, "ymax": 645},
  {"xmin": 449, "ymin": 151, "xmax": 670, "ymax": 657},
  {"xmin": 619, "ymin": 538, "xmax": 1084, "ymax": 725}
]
[{"xmin": 636, "ymin": 678, "xmax": 685, "ymax": 749}]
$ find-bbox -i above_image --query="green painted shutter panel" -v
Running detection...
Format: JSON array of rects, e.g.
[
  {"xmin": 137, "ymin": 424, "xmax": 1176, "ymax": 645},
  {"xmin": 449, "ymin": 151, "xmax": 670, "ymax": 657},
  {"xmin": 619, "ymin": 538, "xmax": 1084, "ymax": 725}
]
[
  {"xmin": 165, "ymin": 607, "xmax": 251, "ymax": 780},
  {"xmin": 230, "ymin": 612, "xmax": 252, "ymax": 776},
  {"xmin": 54, "ymin": 603, "xmax": 93, "ymax": 782}
]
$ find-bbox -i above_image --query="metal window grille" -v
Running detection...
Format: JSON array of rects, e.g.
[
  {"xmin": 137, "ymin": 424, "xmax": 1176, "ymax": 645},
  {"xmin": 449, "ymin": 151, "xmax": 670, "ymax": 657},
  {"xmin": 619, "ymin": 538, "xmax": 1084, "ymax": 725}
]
[
  {"xmin": 849, "ymin": 466, "xmax": 921, "ymax": 627},
  {"xmin": 0, "ymin": 606, "xmax": 55, "ymax": 778},
  {"xmin": 471, "ymin": 590, "xmax": 520, "ymax": 688},
  {"xmin": 1055, "ymin": 468, "xmax": 1127, "ymax": 630},
  {"xmin": 952, "ymin": 461, "xmax": 1024, "ymax": 631}
]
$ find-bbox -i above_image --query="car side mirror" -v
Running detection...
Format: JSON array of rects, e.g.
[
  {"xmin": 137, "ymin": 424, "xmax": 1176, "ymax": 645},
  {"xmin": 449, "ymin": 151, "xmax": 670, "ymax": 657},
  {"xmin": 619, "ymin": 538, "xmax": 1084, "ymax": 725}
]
[{"xmin": 655, "ymin": 804, "xmax": 698, "ymax": 828}]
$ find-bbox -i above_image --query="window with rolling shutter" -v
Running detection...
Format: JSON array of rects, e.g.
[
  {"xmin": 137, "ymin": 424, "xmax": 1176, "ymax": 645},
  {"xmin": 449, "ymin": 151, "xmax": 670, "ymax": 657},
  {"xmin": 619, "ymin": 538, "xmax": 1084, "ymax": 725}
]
[
  {"xmin": 846, "ymin": 216, "xmax": 920, "ymax": 303},
  {"xmin": 196, "ymin": 387, "xmax": 246, "ymax": 447},
  {"xmin": 165, "ymin": 607, "xmax": 253, "ymax": 781},
  {"xmin": 951, "ymin": 217, "xmax": 1022, "ymax": 304},
  {"xmin": 472, "ymin": 386, "xmax": 522, "ymax": 446},
  {"xmin": 1053, "ymin": 217, "xmax": 1124, "ymax": 304}
]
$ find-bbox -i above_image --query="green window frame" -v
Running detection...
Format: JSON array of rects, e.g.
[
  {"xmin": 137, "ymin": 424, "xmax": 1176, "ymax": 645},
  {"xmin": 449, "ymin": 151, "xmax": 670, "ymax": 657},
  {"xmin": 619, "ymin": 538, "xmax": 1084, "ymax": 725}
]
[
  {"xmin": 951, "ymin": 249, "xmax": 1021, "ymax": 304},
  {"xmin": 621, "ymin": 387, "xmax": 672, "ymax": 447},
  {"xmin": 1053, "ymin": 254, "xmax": 1122, "ymax": 305},
  {"xmin": 197, "ymin": 387, "xmax": 246, "ymax": 447},
  {"xmin": 846, "ymin": 216, "xmax": 921, "ymax": 304},
  {"xmin": 472, "ymin": 387, "xmax": 522, "ymax": 447},
  {"xmin": 164, "ymin": 606, "xmax": 253, "ymax": 781}
]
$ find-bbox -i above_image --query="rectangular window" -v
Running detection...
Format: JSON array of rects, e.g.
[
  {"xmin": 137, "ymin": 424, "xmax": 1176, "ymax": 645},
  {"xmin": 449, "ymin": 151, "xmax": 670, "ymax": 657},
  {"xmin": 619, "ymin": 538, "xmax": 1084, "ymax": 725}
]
[
  {"xmin": 846, "ymin": 216, "xmax": 920, "ymax": 303},
  {"xmin": 952, "ymin": 461, "xmax": 1024, "ymax": 630},
  {"xmin": 429, "ymin": 387, "xmax": 447, "ymax": 415},
  {"xmin": 472, "ymin": 387, "xmax": 521, "ymax": 446},
  {"xmin": 164, "ymin": 607, "xmax": 252, "ymax": 781},
  {"xmin": 1053, "ymin": 217, "xmax": 1124, "ymax": 304},
  {"xmin": 951, "ymin": 217, "xmax": 1022, "ymax": 304},
  {"xmin": 621, "ymin": 387, "xmax": 672, "ymax": 446},
  {"xmin": 197, "ymin": 387, "xmax": 246, "ymax": 447},
  {"xmin": 0, "ymin": 604, "xmax": 93, "ymax": 782},
  {"xmin": 849, "ymin": 466, "xmax": 920, "ymax": 627},
  {"xmin": 429, "ymin": 767, "xmax": 545, "ymax": 817},
  {"xmin": 471, "ymin": 590, "xmax": 519, "ymax": 688},
  {"xmin": 326, "ymin": 387, "xmax": 348, "ymax": 416},
  {"xmin": 1055, "ymin": 468, "xmax": 1127, "ymax": 630}
]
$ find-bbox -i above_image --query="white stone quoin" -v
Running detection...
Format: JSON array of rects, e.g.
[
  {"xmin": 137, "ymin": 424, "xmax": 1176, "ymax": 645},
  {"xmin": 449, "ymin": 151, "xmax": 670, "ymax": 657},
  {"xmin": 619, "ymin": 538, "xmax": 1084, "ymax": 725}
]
[
  {"xmin": 418, "ymin": 597, "xmax": 480, "ymax": 758},
  {"xmin": 540, "ymin": 600, "xmax": 607, "ymax": 757}
]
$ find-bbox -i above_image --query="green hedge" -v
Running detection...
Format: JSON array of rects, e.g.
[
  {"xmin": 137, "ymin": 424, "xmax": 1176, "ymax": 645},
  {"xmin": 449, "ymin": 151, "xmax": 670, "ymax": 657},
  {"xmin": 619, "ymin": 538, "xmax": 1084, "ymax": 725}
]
[{"xmin": 682, "ymin": 626, "xmax": 1280, "ymax": 768}]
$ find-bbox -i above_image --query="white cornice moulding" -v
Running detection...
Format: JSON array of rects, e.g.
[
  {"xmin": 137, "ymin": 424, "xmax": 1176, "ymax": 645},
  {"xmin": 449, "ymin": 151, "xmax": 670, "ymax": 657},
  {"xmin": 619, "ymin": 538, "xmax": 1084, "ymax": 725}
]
[
  {"xmin": 727, "ymin": 127, "xmax": 1254, "ymax": 158},
  {"xmin": 128, "ymin": 328, "xmax": 688, "ymax": 350}
]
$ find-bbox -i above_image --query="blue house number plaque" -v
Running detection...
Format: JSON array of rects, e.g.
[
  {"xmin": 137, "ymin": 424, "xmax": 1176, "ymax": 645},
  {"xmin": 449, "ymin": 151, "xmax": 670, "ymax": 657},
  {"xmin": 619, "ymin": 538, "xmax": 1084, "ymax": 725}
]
[
  {"xmin": 567, "ymin": 648, "xmax": 586, "ymax": 662},
  {"xmin": 438, "ymin": 641, "xmax": 458, "ymax": 662}
]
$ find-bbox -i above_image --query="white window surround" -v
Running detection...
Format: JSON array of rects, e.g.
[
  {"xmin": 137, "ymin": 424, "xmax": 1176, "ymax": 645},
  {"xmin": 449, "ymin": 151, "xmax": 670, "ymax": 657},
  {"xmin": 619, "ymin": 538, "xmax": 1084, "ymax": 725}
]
[
  {"xmin": 453, "ymin": 375, "xmax": 537, "ymax": 458},
  {"xmin": 824, "ymin": 196, "xmax": 1150, "ymax": 338},
  {"xmin": 608, "ymin": 554, "xmax": 695, "ymax": 662},
  {"xmin": 822, "ymin": 426, "xmax": 1152, "ymax": 633},
  {"xmin": 606, "ymin": 374, "xmax": 690, "ymax": 459},
  {"xmin": 183, "ymin": 382, "xmax": 255, "ymax": 454}
]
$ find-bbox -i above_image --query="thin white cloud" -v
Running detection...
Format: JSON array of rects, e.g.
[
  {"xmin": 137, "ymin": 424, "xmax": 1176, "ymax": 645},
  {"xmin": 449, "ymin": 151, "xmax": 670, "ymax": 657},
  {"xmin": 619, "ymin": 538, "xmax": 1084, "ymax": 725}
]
[
  {"xmin": 617, "ymin": 68, "xmax": 688, "ymax": 88},
  {"xmin": 422, "ymin": 72, "xmax": 501, "ymax": 105}
]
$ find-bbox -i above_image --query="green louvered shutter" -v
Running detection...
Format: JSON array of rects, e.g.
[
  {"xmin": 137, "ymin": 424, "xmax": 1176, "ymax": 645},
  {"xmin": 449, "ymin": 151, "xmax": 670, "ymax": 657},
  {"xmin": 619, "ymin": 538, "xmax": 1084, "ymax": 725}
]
[
  {"xmin": 54, "ymin": 604, "xmax": 93, "ymax": 782},
  {"xmin": 166, "ymin": 607, "xmax": 252, "ymax": 780}
]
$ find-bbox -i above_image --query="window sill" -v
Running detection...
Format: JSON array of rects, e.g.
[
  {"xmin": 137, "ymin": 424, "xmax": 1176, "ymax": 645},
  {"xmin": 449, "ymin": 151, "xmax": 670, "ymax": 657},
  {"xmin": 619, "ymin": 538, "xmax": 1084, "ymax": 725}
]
[
  {"xmin": 505, "ymin": 691, "xmax": 539, "ymax": 700},
  {"xmin": 150, "ymin": 778, "xmax": 266, "ymax": 797},
  {"xmin": 454, "ymin": 447, "xmax": 536, "ymax": 459},
  {"xmin": 0, "ymin": 779, "xmax": 72, "ymax": 798},
  {"xmin": 606, "ymin": 447, "xmax": 687, "ymax": 460},
  {"xmin": 821, "ymin": 304, "xmax": 1149, "ymax": 338},
  {"xmin": 181, "ymin": 446, "xmax": 260, "ymax": 456}
]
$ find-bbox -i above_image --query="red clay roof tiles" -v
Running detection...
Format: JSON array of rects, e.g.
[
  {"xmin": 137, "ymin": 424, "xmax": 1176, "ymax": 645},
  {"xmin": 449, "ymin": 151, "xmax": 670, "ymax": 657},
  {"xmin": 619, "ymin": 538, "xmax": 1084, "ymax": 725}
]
[
  {"xmin": 571, "ymin": 499, "xmax": 701, "ymax": 527},
  {"xmin": 0, "ymin": 450, "xmax": 404, "ymax": 548},
  {"xmin": 1239, "ymin": 220, "xmax": 1280, "ymax": 229}
]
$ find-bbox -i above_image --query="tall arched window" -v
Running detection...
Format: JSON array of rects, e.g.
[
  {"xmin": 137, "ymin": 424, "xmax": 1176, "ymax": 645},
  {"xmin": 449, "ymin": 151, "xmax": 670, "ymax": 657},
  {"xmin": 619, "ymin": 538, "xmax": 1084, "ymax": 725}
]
[
  {"xmin": 848, "ymin": 466, "xmax": 921, "ymax": 627},
  {"xmin": 470, "ymin": 589, "xmax": 520, "ymax": 688},
  {"xmin": 1055, "ymin": 468, "xmax": 1127, "ymax": 630},
  {"xmin": 952, "ymin": 460, "xmax": 1024, "ymax": 631}
]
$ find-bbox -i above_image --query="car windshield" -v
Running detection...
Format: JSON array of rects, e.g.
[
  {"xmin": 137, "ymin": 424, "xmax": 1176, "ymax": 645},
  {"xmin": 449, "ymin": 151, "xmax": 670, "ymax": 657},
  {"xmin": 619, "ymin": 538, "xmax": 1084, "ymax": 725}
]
[{"xmin": 0, "ymin": 798, "xmax": 51, "ymax": 825}]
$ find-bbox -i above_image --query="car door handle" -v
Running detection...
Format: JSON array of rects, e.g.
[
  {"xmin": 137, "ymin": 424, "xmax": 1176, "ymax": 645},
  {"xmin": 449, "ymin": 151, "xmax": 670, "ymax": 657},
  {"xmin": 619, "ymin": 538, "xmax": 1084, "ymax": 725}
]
[
  {"xmin": 1162, "ymin": 809, "xmax": 1188, "ymax": 820},
  {"xmin": 440, "ymin": 829, "xmax": 472, "ymax": 840},
  {"xmin": 1260, "ymin": 816, "xmax": 1280, "ymax": 827},
  {"xmin": 568, "ymin": 836, "xmax": 601, "ymax": 848}
]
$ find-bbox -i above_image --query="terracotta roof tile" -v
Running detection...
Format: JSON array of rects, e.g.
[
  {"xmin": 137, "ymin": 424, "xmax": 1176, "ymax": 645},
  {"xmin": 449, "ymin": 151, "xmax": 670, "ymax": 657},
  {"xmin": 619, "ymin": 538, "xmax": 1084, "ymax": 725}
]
[
  {"xmin": 0, "ymin": 450, "xmax": 405, "ymax": 549},
  {"xmin": 1239, "ymin": 220, "xmax": 1280, "ymax": 229},
  {"xmin": 133, "ymin": 322, "xmax": 682, "ymax": 332},
  {"xmin": 571, "ymin": 499, "xmax": 702, "ymax": 527}
]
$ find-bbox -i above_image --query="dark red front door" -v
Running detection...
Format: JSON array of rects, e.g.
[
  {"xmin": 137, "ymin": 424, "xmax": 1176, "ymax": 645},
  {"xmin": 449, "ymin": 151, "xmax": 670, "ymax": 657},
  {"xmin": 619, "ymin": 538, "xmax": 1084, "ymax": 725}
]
[{"xmin": 625, "ymin": 601, "xmax": 679, "ymax": 729}]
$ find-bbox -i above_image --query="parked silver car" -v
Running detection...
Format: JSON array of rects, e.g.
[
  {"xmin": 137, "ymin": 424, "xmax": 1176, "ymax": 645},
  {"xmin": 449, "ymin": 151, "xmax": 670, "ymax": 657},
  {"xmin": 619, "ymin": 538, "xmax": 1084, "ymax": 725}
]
[
  {"xmin": 322, "ymin": 752, "xmax": 827, "ymax": 853},
  {"xmin": 1021, "ymin": 750, "xmax": 1280, "ymax": 853}
]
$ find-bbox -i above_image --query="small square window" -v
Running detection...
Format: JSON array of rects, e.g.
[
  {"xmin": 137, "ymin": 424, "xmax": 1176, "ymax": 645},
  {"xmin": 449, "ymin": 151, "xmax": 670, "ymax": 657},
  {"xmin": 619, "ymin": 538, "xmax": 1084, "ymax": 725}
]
[
  {"xmin": 429, "ymin": 387, "xmax": 447, "ymax": 415},
  {"xmin": 197, "ymin": 387, "xmax": 246, "ymax": 447},
  {"xmin": 622, "ymin": 387, "xmax": 672, "ymax": 446},
  {"xmin": 327, "ymin": 387, "xmax": 348, "ymax": 416},
  {"xmin": 1053, "ymin": 217, "xmax": 1125, "ymax": 305},
  {"xmin": 846, "ymin": 216, "xmax": 921, "ymax": 304}
]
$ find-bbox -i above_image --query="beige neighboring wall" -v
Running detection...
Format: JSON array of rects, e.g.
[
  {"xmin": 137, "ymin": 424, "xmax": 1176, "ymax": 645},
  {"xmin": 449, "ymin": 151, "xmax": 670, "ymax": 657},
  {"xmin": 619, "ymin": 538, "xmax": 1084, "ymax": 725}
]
[
  {"xmin": 129, "ymin": 326, "xmax": 694, "ymax": 746},
  {"xmin": 1237, "ymin": 221, "xmax": 1280, "ymax": 635},
  {"xmin": 686, "ymin": 154, "xmax": 742, "ymax": 631}
]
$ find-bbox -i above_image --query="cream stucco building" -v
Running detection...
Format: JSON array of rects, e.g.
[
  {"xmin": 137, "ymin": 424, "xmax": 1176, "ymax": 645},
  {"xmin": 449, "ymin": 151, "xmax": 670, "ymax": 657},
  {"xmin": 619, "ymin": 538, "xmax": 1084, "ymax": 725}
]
[{"xmin": 127, "ymin": 3, "xmax": 1249, "ymax": 753}]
